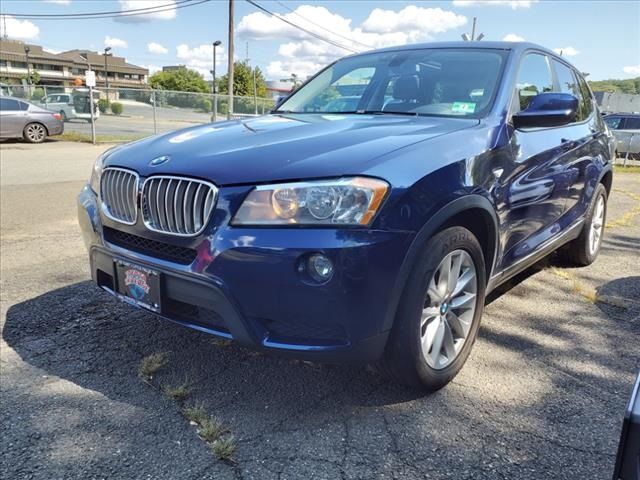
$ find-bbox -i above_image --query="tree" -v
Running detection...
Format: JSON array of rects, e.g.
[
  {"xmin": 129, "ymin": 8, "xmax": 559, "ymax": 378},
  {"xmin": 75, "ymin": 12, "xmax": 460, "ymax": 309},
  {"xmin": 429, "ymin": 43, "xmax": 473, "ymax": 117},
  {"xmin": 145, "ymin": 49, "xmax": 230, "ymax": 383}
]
[
  {"xmin": 216, "ymin": 61, "xmax": 267, "ymax": 98},
  {"xmin": 588, "ymin": 77, "xmax": 640, "ymax": 94},
  {"xmin": 149, "ymin": 67, "xmax": 209, "ymax": 93}
]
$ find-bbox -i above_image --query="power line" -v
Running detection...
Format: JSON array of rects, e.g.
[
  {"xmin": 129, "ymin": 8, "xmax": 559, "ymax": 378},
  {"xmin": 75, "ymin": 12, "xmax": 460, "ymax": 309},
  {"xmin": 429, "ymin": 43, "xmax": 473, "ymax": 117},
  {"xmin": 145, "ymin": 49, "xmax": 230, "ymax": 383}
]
[
  {"xmin": 244, "ymin": 0, "xmax": 360, "ymax": 54},
  {"xmin": 274, "ymin": 0, "xmax": 374, "ymax": 50},
  {"xmin": 2, "ymin": 0, "xmax": 209, "ymax": 20}
]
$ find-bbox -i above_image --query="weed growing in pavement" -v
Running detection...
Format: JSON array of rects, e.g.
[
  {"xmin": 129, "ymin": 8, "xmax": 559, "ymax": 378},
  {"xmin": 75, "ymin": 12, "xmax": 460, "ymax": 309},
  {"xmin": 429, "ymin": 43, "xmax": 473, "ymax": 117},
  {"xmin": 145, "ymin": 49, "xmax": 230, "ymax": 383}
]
[
  {"xmin": 138, "ymin": 352, "xmax": 168, "ymax": 382},
  {"xmin": 182, "ymin": 403, "xmax": 209, "ymax": 426},
  {"xmin": 163, "ymin": 383, "xmax": 191, "ymax": 403},
  {"xmin": 211, "ymin": 435, "xmax": 237, "ymax": 461},
  {"xmin": 198, "ymin": 417, "xmax": 229, "ymax": 443}
]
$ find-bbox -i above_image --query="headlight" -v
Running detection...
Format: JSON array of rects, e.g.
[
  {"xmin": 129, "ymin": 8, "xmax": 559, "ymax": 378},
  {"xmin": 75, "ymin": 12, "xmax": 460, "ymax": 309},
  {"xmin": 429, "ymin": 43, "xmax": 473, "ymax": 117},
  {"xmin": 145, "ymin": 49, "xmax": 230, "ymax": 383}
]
[
  {"xmin": 232, "ymin": 177, "xmax": 389, "ymax": 226},
  {"xmin": 89, "ymin": 147, "xmax": 116, "ymax": 194}
]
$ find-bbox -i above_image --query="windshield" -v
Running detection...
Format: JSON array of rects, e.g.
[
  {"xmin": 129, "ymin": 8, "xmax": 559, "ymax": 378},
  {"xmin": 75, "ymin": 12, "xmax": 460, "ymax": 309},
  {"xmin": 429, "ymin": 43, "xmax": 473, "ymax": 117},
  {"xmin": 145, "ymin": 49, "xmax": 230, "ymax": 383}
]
[{"xmin": 276, "ymin": 48, "xmax": 507, "ymax": 119}]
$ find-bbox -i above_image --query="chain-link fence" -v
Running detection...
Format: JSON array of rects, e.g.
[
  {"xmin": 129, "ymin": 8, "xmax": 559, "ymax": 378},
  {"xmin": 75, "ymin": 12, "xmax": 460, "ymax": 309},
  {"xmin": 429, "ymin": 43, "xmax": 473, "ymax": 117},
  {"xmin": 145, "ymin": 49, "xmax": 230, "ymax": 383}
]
[{"xmin": 5, "ymin": 84, "xmax": 276, "ymax": 141}]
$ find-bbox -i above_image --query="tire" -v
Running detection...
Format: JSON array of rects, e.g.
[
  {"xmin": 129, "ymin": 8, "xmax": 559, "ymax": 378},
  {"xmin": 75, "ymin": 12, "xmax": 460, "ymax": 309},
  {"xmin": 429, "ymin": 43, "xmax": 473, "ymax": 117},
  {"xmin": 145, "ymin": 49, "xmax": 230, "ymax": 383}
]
[
  {"xmin": 59, "ymin": 110, "xmax": 67, "ymax": 122},
  {"xmin": 378, "ymin": 226, "xmax": 486, "ymax": 391},
  {"xmin": 558, "ymin": 183, "xmax": 608, "ymax": 266},
  {"xmin": 23, "ymin": 123, "xmax": 47, "ymax": 144}
]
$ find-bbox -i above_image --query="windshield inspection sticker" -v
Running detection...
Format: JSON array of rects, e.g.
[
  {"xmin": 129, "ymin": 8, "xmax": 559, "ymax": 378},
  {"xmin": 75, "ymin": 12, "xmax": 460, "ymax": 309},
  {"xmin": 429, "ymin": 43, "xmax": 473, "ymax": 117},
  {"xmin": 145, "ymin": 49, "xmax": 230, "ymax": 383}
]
[{"xmin": 451, "ymin": 102, "xmax": 477, "ymax": 114}]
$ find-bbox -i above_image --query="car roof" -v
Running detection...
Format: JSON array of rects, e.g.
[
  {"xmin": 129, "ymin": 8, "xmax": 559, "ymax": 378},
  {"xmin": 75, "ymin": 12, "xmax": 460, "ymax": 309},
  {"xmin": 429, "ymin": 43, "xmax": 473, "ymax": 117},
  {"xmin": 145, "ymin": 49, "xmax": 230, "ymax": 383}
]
[
  {"xmin": 348, "ymin": 40, "xmax": 559, "ymax": 58},
  {"xmin": 605, "ymin": 113, "xmax": 640, "ymax": 117}
]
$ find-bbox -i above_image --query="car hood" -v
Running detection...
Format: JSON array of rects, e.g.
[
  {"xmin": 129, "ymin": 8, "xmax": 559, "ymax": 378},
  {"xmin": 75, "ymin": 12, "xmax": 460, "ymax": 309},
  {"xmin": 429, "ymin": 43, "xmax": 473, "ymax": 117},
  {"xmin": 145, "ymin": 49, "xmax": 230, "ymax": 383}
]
[{"xmin": 105, "ymin": 113, "xmax": 478, "ymax": 185}]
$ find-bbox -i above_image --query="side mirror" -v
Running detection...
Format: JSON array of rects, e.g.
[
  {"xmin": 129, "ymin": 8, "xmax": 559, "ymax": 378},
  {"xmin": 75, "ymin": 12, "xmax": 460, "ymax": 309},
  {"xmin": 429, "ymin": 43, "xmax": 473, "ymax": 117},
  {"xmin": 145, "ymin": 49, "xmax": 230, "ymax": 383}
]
[{"xmin": 513, "ymin": 92, "xmax": 578, "ymax": 129}]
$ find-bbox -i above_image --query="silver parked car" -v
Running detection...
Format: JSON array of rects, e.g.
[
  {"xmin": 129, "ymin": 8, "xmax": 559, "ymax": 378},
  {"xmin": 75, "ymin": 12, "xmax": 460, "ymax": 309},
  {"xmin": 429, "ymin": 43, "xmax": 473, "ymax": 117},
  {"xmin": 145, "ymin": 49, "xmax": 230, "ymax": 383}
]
[
  {"xmin": 604, "ymin": 113, "xmax": 640, "ymax": 159},
  {"xmin": 0, "ymin": 97, "xmax": 64, "ymax": 143}
]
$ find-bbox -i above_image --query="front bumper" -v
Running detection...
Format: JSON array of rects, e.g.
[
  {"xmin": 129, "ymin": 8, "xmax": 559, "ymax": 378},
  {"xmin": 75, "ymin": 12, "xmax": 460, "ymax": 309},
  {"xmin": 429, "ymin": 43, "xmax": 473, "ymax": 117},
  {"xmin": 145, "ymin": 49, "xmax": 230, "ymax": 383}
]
[{"xmin": 78, "ymin": 184, "xmax": 413, "ymax": 363}]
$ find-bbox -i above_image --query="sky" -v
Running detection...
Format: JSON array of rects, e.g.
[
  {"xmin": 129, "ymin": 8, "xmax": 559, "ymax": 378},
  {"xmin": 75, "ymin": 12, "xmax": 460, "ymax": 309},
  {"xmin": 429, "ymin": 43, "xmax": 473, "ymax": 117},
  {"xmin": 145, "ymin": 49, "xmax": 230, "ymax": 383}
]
[{"xmin": 1, "ymin": 0, "xmax": 639, "ymax": 82}]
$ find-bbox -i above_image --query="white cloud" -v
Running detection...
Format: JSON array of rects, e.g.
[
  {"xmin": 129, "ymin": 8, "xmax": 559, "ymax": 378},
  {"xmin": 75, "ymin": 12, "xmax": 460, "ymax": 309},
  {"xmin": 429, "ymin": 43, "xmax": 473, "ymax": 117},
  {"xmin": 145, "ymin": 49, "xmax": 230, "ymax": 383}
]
[
  {"xmin": 147, "ymin": 42, "xmax": 168, "ymax": 54},
  {"xmin": 453, "ymin": 0, "xmax": 537, "ymax": 8},
  {"xmin": 0, "ymin": 15, "xmax": 40, "ymax": 40},
  {"xmin": 105, "ymin": 36, "xmax": 128, "ymax": 49},
  {"xmin": 115, "ymin": 0, "xmax": 177, "ymax": 23},
  {"xmin": 142, "ymin": 64, "xmax": 162, "ymax": 75},
  {"xmin": 176, "ymin": 43, "xmax": 227, "ymax": 79},
  {"xmin": 553, "ymin": 46, "xmax": 580, "ymax": 57},
  {"xmin": 623, "ymin": 65, "xmax": 640, "ymax": 75},
  {"xmin": 239, "ymin": 5, "xmax": 467, "ymax": 79},
  {"xmin": 44, "ymin": 0, "xmax": 72, "ymax": 4},
  {"xmin": 503, "ymin": 33, "xmax": 525, "ymax": 42}
]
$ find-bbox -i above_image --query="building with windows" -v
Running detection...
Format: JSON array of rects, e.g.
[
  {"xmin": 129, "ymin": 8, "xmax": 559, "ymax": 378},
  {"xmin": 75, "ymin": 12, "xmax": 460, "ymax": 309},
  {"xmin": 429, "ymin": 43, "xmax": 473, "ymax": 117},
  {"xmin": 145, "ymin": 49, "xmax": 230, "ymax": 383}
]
[{"xmin": 0, "ymin": 39, "xmax": 148, "ymax": 89}]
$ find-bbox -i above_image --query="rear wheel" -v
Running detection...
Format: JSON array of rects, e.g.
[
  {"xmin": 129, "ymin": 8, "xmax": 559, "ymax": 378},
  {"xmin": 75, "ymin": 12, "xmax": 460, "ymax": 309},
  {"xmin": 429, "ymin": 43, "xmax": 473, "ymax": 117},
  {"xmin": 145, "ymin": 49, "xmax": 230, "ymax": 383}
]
[
  {"xmin": 558, "ymin": 183, "xmax": 608, "ymax": 266},
  {"xmin": 23, "ymin": 123, "xmax": 47, "ymax": 143},
  {"xmin": 378, "ymin": 226, "xmax": 486, "ymax": 391}
]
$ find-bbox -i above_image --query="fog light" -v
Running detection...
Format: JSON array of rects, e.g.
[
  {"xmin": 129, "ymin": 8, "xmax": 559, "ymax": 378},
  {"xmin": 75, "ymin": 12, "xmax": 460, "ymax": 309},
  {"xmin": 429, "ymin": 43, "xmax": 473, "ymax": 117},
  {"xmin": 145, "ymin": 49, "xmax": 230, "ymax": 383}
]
[{"xmin": 307, "ymin": 254, "xmax": 334, "ymax": 283}]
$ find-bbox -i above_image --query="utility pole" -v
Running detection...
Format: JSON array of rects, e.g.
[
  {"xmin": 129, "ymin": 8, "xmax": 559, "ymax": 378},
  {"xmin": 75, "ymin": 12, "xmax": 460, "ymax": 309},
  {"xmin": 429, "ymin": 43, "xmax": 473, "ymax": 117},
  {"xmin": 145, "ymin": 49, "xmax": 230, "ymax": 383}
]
[
  {"xmin": 227, "ymin": 0, "xmax": 234, "ymax": 120},
  {"xmin": 211, "ymin": 40, "xmax": 221, "ymax": 122},
  {"xmin": 24, "ymin": 46, "xmax": 31, "ymax": 95},
  {"xmin": 461, "ymin": 17, "xmax": 484, "ymax": 41},
  {"xmin": 103, "ymin": 46, "xmax": 112, "ymax": 97}
]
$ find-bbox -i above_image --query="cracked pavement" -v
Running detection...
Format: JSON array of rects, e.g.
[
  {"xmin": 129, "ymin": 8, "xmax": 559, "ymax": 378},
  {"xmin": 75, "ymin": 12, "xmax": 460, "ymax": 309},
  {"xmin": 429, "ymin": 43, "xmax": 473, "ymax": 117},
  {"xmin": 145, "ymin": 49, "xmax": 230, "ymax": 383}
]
[{"xmin": 1, "ymin": 141, "xmax": 639, "ymax": 479}]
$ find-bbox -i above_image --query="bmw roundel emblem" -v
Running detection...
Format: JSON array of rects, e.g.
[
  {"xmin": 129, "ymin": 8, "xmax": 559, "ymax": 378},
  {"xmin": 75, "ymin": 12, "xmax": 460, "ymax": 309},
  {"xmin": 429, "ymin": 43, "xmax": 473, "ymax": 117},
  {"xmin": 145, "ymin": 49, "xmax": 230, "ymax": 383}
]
[{"xmin": 149, "ymin": 155, "xmax": 170, "ymax": 167}]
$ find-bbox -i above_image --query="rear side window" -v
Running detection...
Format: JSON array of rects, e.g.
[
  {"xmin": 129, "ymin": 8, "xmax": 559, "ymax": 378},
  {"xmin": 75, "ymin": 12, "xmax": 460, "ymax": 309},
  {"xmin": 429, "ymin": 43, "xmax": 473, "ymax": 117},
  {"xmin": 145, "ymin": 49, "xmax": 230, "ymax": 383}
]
[
  {"xmin": 515, "ymin": 53, "xmax": 553, "ymax": 111},
  {"xmin": 0, "ymin": 98, "xmax": 21, "ymax": 111},
  {"xmin": 553, "ymin": 60, "xmax": 583, "ymax": 122},
  {"xmin": 624, "ymin": 117, "xmax": 640, "ymax": 129},
  {"xmin": 605, "ymin": 116, "xmax": 624, "ymax": 129}
]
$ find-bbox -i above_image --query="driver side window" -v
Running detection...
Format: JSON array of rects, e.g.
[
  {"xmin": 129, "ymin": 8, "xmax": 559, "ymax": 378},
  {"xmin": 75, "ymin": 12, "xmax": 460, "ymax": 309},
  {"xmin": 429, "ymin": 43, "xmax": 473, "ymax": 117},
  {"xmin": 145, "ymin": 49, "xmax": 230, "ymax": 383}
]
[{"xmin": 514, "ymin": 53, "xmax": 553, "ymax": 112}]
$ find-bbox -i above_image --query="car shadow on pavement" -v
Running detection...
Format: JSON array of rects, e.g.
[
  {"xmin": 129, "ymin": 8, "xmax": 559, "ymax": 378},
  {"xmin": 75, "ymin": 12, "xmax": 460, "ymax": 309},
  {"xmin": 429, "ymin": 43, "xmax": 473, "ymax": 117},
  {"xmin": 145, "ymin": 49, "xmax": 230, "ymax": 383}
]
[{"xmin": 3, "ymin": 270, "xmax": 638, "ymax": 478}]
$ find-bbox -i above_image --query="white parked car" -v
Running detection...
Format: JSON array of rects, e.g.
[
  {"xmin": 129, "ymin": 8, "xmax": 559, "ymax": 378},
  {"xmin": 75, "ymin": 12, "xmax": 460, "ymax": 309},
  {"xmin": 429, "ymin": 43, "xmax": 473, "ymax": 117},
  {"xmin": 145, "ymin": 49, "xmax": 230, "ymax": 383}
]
[{"xmin": 41, "ymin": 90, "xmax": 100, "ymax": 122}]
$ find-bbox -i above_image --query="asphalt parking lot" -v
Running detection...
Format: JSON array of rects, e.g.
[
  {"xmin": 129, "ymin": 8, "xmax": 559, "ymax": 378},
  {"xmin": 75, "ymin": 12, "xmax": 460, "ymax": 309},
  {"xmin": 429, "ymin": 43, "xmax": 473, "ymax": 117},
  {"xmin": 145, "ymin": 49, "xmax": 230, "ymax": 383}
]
[{"xmin": 1, "ymin": 141, "xmax": 639, "ymax": 480}]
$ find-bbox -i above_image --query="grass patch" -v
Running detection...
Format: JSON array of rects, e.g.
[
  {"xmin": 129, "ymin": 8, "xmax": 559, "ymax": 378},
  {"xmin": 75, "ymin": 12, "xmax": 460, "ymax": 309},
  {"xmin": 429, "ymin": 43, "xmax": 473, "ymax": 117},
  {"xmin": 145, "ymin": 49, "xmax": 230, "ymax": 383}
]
[
  {"xmin": 57, "ymin": 131, "xmax": 148, "ymax": 144},
  {"xmin": 550, "ymin": 267, "xmax": 630, "ymax": 308},
  {"xmin": 163, "ymin": 383, "xmax": 190, "ymax": 403},
  {"xmin": 606, "ymin": 206, "xmax": 640, "ymax": 229},
  {"xmin": 209, "ymin": 338, "xmax": 233, "ymax": 348},
  {"xmin": 210, "ymin": 435, "xmax": 237, "ymax": 461},
  {"xmin": 138, "ymin": 352, "xmax": 168, "ymax": 381},
  {"xmin": 182, "ymin": 403, "xmax": 209, "ymax": 426},
  {"xmin": 613, "ymin": 165, "xmax": 640, "ymax": 174},
  {"xmin": 198, "ymin": 417, "xmax": 229, "ymax": 443}
]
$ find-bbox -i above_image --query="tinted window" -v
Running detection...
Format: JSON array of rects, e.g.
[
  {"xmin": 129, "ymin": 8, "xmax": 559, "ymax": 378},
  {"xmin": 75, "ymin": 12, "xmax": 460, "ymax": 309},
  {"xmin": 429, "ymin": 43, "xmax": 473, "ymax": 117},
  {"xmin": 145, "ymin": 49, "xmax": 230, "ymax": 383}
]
[
  {"xmin": 0, "ymin": 98, "xmax": 21, "ymax": 111},
  {"xmin": 605, "ymin": 116, "xmax": 624, "ymax": 129},
  {"xmin": 515, "ymin": 53, "xmax": 553, "ymax": 111},
  {"xmin": 277, "ymin": 48, "xmax": 507, "ymax": 118},
  {"xmin": 18, "ymin": 101, "xmax": 29, "ymax": 111},
  {"xmin": 553, "ymin": 60, "xmax": 582, "ymax": 122},
  {"xmin": 625, "ymin": 117, "xmax": 640, "ymax": 129}
]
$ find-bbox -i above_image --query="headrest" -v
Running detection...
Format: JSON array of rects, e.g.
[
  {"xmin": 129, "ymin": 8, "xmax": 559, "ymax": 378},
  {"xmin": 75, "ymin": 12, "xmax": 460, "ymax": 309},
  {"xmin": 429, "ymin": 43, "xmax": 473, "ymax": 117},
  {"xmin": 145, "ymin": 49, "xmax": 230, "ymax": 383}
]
[{"xmin": 393, "ymin": 75, "xmax": 419, "ymax": 101}]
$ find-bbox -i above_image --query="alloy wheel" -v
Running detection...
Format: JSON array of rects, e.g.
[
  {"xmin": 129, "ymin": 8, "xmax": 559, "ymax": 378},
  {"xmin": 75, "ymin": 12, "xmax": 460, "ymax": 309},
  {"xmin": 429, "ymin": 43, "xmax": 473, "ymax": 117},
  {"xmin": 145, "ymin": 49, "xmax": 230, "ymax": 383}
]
[
  {"xmin": 420, "ymin": 249, "xmax": 478, "ymax": 370},
  {"xmin": 25, "ymin": 124, "xmax": 46, "ymax": 143},
  {"xmin": 589, "ymin": 195, "xmax": 605, "ymax": 255}
]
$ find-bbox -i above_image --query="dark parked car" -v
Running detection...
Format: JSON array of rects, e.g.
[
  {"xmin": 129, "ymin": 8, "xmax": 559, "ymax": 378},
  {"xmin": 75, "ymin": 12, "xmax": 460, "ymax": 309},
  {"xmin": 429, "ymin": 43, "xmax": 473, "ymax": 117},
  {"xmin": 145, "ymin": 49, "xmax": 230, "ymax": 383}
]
[
  {"xmin": 604, "ymin": 113, "xmax": 640, "ymax": 159},
  {"xmin": 0, "ymin": 96, "xmax": 64, "ymax": 143},
  {"xmin": 78, "ymin": 42, "xmax": 614, "ymax": 391},
  {"xmin": 614, "ymin": 371, "xmax": 640, "ymax": 479}
]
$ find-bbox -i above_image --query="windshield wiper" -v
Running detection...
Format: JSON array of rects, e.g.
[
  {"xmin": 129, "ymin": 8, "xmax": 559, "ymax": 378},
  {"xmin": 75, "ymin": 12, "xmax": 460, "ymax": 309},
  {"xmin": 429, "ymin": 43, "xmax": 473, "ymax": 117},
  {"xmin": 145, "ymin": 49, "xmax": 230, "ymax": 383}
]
[{"xmin": 361, "ymin": 110, "xmax": 420, "ymax": 116}]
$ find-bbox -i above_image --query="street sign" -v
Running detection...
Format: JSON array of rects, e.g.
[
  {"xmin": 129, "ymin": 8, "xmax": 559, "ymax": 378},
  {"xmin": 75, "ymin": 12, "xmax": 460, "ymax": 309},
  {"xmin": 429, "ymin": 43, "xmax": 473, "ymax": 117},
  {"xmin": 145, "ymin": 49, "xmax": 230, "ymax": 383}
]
[{"xmin": 85, "ymin": 70, "xmax": 96, "ymax": 87}]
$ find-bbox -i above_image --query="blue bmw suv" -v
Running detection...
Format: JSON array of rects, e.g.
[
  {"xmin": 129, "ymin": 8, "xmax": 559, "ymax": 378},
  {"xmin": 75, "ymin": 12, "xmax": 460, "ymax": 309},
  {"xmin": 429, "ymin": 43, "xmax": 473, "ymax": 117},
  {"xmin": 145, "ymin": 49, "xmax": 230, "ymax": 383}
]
[{"xmin": 78, "ymin": 42, "xmax": 614, "ymax": 391}]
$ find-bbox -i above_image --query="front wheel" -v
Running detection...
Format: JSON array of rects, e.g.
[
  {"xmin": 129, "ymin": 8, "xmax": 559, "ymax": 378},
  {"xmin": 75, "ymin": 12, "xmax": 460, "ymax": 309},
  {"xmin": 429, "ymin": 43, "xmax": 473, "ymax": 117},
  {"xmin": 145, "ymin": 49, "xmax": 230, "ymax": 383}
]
[
  {"xmin": 59, "ymin": 110, "xmax": 67, "ymax": 122},
  {"xmin": 378, "ymin": 226, "xmax": 486, "ymax": 391},
  {"xmin": 23, "ymin": 123, "xmax": 47, "ymax": 143}
]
